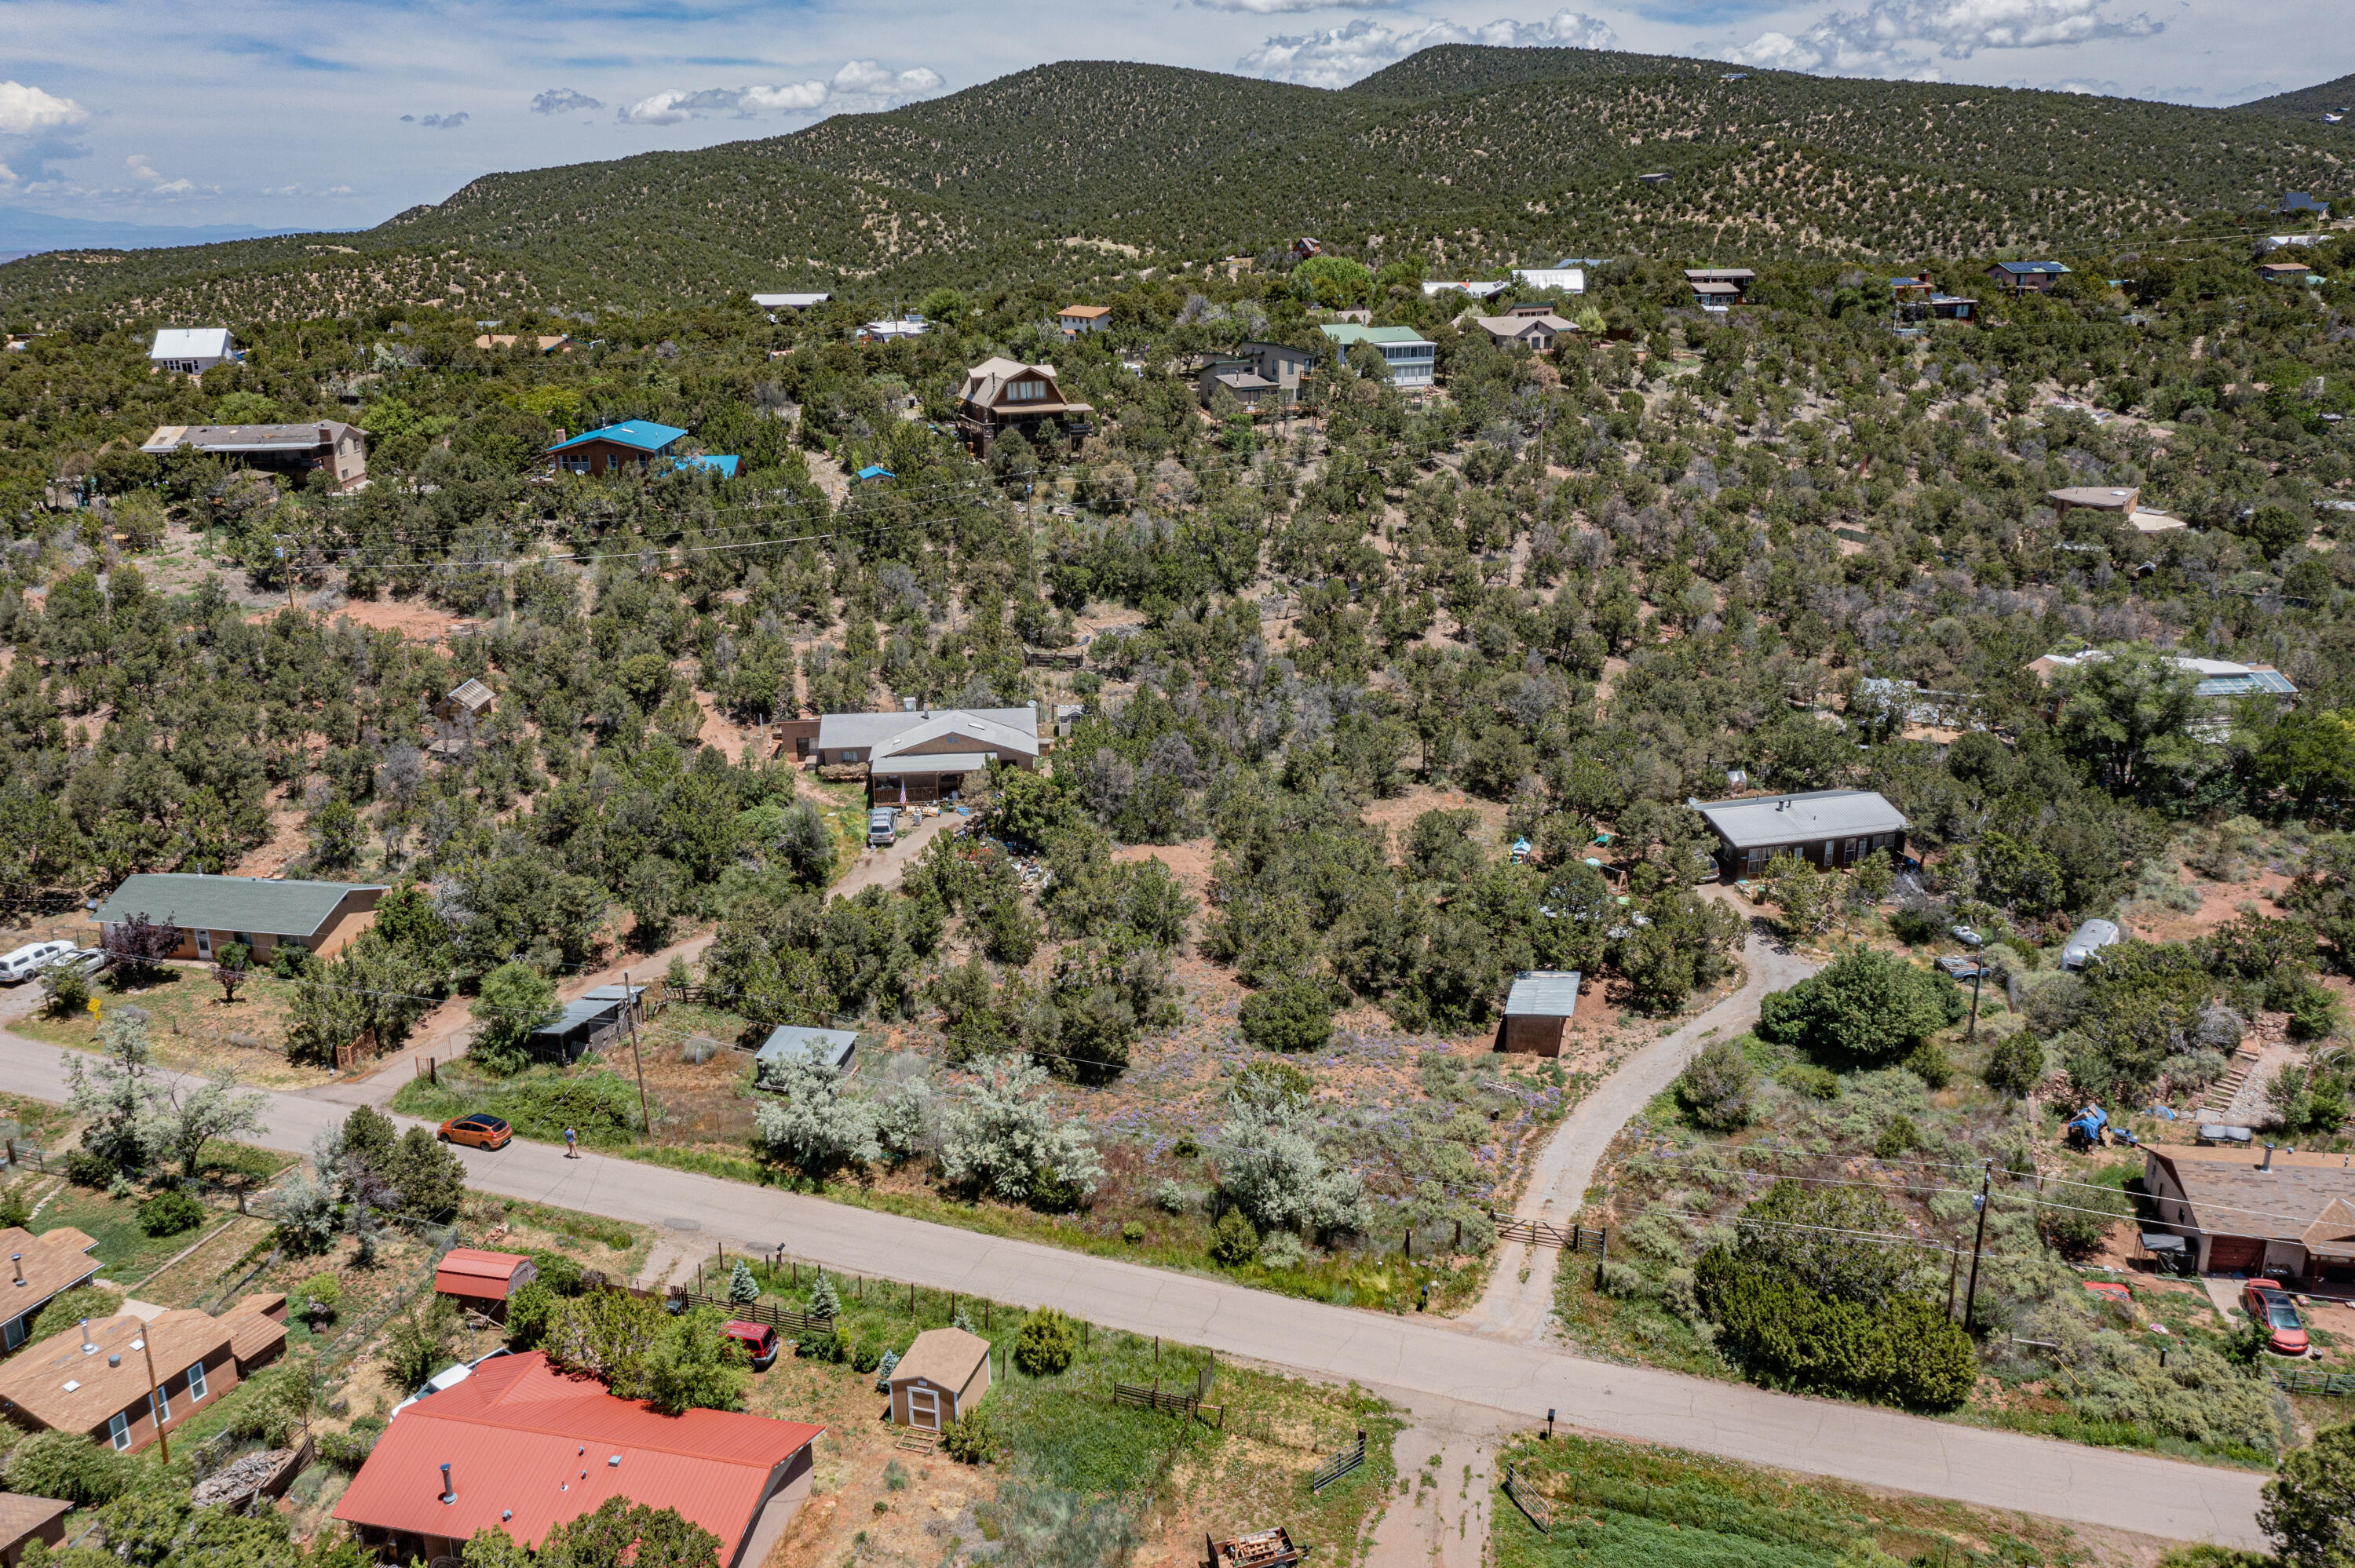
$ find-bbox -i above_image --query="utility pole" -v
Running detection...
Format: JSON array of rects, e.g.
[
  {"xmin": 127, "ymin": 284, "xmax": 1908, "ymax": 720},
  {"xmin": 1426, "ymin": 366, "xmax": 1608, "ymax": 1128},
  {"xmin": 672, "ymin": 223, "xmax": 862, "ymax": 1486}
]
[
  {"xmin": 623, "ymin": 969, "xmax": 651, "ymax": 1140},
  {"xmin": 1952, "ymin": 924, "xmax": 1986, "ymax": 1042},
  {"xmin": 1962, "ymin": 1161, "xmax": 1992, "ymax": 1334},
  {"xmin": 136, "ymin": 1333, "xmax": 170, "ymax": 1462}
]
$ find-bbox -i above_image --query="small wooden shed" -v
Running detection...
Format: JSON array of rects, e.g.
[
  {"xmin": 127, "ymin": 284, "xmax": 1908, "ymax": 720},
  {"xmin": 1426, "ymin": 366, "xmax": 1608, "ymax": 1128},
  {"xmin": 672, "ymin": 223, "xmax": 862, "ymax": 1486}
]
[
  {"xmin": 887, "ymin": 1327, "xmax": 991, "ymax": 1431},
  {"xmin": 1495, "ymin": 971, "xmax": 1581, "ymax": 1056},
  {"xmin": 437, "ymin": 678, "xmax": 494, "ymax": 723},
  {"xmin": 432, "ymin": 1249, "xmax": 537, "ymax": 1321}
]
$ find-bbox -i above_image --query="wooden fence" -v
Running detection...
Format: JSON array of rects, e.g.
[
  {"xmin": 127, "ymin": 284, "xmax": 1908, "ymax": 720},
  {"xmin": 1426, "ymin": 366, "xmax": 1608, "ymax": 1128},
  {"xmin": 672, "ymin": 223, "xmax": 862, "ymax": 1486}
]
[
  {"xmin": 2274, "ymin": 1366, "xmax": 2355, "ymax": 1397},
  {"xmin": 1113, "ymin": 1380, "xmax": 1224, "ymax": 1427},
  {"xmin": 1502, "ymin": 1462, "xmax": 1553, "ymax": 1534},
  {"xmin": 1310, "ymin": 1430, "xmax": 1366, "ymax": 1492},
  {"xmin": 1494, "ymin": 1218, "xmax": 1608, "ymax": 1257},
  {"xmin": 671, "ymin": 1289, "xmax": 838, "ymax": 1336}
]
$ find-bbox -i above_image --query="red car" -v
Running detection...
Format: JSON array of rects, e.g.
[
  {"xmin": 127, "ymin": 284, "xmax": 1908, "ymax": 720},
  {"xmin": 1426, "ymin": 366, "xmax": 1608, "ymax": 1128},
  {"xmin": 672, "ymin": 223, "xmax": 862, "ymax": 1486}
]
[
  {"xmin": 2243, "ymin": 1282, "xmax": 2310, "ymax": 1356},
  {"xmin": 722, "ymin": 1321, "xmax": 780, "ymax": 1370}
]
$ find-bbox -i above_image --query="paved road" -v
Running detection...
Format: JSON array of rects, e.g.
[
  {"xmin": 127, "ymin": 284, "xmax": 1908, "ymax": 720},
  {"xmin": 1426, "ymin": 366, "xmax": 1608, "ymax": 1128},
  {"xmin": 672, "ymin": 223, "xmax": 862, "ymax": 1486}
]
[
  {"xmin": 1461, "ymin": 904, "xmax": 1818, "ymax": 1344},
  {"xmin": 0, "ymin": 1031, "xmax": 2268, "ymax": 1546}
]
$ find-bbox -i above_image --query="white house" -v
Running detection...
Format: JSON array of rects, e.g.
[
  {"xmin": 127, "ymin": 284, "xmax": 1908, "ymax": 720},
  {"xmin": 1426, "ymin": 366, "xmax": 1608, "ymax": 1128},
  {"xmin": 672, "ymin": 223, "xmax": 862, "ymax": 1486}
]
[
  {"xmin": 149, "ymin": 328, "xmax": 236, "ymax": 375},
  {"xmin": 752, "ymin": 293, "xmax": 829, "ymax": 314},
  {"xmin": 1511, "ymin": 268, "xmax": 1587, "ymax": 294}
]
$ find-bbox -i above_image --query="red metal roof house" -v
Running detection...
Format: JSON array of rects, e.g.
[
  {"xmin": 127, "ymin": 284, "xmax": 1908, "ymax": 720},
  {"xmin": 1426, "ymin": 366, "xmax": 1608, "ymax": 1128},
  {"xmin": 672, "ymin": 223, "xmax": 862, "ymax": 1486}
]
[{"xmin": 334, "ymin": 1351, "xmax": 823, "ymax": 1568}]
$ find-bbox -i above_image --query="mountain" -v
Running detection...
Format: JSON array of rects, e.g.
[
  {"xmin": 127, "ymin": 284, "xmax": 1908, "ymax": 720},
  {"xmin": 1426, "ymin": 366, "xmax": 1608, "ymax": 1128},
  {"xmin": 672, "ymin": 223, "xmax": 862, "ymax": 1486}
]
[
  {"xmin": 3, "ymin": 49, "xmax": 2351, "ymax": 325},
  {"xmin": 0, "ymin": 208, "xmax": 303, "ymax": 253},
  {"xmin": 2233, "ymin": 73, "xmax": 2355, "ymax": 122}
]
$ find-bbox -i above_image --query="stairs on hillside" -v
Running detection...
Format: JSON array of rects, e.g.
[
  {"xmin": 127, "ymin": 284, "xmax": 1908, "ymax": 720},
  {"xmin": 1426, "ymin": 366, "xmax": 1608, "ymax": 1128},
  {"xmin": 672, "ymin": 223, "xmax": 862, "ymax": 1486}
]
[{"xmin": 2196, "ymin": 1048, "xmax": 2264, "ymax": 1122}]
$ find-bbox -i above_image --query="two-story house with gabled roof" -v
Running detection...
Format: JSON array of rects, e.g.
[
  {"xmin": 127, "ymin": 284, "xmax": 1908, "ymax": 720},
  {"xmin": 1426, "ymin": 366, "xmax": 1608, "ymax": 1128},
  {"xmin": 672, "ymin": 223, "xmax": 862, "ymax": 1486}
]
[{"xmin": 952, "ymin": 359, "xmax": 1093, "ymax": 454}]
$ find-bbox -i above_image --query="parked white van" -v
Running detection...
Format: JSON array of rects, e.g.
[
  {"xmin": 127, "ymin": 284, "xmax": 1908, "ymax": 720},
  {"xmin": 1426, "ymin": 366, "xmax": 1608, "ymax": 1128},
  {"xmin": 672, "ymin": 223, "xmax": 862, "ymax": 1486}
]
[{"xmin": 0, "ymin": 940, "xmax": 75, "ymax": 984}]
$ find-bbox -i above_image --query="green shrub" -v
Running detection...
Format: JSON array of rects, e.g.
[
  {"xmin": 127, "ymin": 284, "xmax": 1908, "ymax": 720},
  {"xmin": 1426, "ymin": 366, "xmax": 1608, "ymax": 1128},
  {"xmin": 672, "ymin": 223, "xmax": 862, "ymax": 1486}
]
[
  {"xmin": 1120, "ymin": 1221, "xmax": 1145, "ymax": 1244},
  {"xmin": 298, "ymin": 1272, "xmax": 341, "ymax": 1321},
  {"xmin": 941, "ymin": 1404, "xmax": 1000, "ymax": 1464},
  {"xmin": 1208, "ymin": 1208, "xmax": 1258, "ymax": 1267},
  {"xmin": 1013, "ymin": 1308, "xmax": 1077, "ymax": 1376},
  {"xmin": 27, "ymin": 1284, "xmax": 120, "ymax": 1344},
  {"xmin": 317, "ymin": 1417, "xmax": 385, "ymax": 1472},
  {"xmin": 1886, "ymin": 906, "xmax": 1945, "ymax": 946},
  {"xmin": 137, "ymin": 1188, "xmax": 206, "ymax": 1237},
  {"xmin": 1984, "ymin": 1032, "xmax": 2045, "ymax": 1096},
  {"xmin": 2289, "ymin": 981, "xmax": 2346, "ymax": 1041},
  {"xmin": 3, "ymin": 1430, "xmax": 133, "ymax": 1505},
  {"xmin": 2039, "ymin": 1178, "xmax": 2133, "ymax": 1258},
  {"xmin": 1871, "ymin": 1115, "xmax": 1922, "ymax": 1159},
  {"xmin": 1777, "ymin": 1063, "xmax": 1840, "ymax": 1100},
  {"xmin": 1696, "ymin": 1249, "xmax": 1975, "ymax": 1409},
  {"xmin": 1902, "ymin": 1038, "xmax": 1952, "ymax": 1088},
  {"xmin": 42, "ymin": 966, "xmax": 90, "ymax": 1017},
  {"xmin": 1757, "ymin": 950, "xmax": 1965, "ymax": 1065},
  {"xmin": 1678, "ymin": 1037, "xmax": 1754, "ymax": 1130},
  {"xmin": 64, "ymin": 1150, "xmax": 113, "ymax": 1188},
  {"xmin": 1238, "ymin": 978, "xmax": 1335, "ymax": 1053}
]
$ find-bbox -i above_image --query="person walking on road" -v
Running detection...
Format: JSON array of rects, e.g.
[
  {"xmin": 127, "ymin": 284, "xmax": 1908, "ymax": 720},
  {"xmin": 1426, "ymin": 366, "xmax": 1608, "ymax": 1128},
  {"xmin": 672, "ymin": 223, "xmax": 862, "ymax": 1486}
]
[{"xmin": 564, "ymin": 1126, "xmax": 579, "ymax": 1158}]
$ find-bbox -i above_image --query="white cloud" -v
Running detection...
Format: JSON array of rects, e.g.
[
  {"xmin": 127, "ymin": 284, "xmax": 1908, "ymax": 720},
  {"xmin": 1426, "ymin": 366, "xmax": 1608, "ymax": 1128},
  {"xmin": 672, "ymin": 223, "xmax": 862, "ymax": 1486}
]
[
  {"xmin": 1237, "ymin": 9, "xmax": 1618, "ymax": 87},
  {"xmin": 617, "ymin": 61, "xmax": 944, "ymax": 126},
  {"xmin": 0, "ymin": 80, "xmax": 87, "ymax": 136},
  {"xmin": 1200, "ymin": 0, "xmax": 1404, "ymax": 11},
  {"xmin": 741, "ymin": 82, "xmax": 831, "ymax": 111},
  {"xmin": 530, "ymin": 87, "xmax": 604, "ymax": 115},
  {"xmin": 0, "ymin": 162, "xmax": 16, "ymax": 186},
  {"xmin": 1201, "ymin": 0, "xmax": 1407, "ymax": 13},
  {"xmin": 1724, "ymin": 0, "xmax": 2160, "ymax": 75},
  {"xmin": 831, "ymin": 60, "xmax": 944, "ymax": 95}
]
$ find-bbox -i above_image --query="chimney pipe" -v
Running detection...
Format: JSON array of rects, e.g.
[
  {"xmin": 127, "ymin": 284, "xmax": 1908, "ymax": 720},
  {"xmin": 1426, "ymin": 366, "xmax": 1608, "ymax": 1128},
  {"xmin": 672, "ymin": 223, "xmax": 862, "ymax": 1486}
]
[
  {"xmin": 78, "ymin": 1318, "xmax": 92, "ymax": 1351},
  {"xmin": 11, "ymin": 1253, "xmax": 21, "ymax": 1286},
  {"xmin": 2261, "ymin": 1142, "xmax": 2276, "ymax": 1172},
  {"xmin": 440, "ymin": 1463, "xmax": 455, "ymax": 1504}
]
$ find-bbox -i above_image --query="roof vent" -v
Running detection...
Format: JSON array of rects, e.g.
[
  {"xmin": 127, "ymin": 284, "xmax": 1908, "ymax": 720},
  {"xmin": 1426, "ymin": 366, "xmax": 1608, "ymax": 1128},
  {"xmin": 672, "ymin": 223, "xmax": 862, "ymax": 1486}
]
[
  {"xmin": 108, "ymin": 1355, "xmax": 119, "ymax": 1368},
  {"xmin": 502, "ymin": 1512, "xmax": 513, "ymax": 1523},
  {"xmin": 12, "ymin": 1253, "xmax": 22, "ymax": 1286},
  {"xmin": 608, "ymin": 1455, "xmax": 621, "ymax": 1468},
  {"xmin": 2261, "ymin": 1143, "xmax": 2277, "ymax": 1172},
  {"xmin": 60, "ymin": 1380, "xmax": 78, "ymax": 1393},
  {"xmin": 78, "ymin": 1319, "xmax": 93, "ymax": 1352},
  {"xmin": 440, "ymin": 1463, "xmax": 455, "ymax": 1504}
]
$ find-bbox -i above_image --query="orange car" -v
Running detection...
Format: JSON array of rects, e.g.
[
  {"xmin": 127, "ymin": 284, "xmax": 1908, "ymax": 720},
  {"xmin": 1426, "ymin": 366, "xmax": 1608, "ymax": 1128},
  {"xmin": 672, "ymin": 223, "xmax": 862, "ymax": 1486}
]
[{"xmin": 437, "ymin": 1114, "xmax": 513, "ymax": 1150}]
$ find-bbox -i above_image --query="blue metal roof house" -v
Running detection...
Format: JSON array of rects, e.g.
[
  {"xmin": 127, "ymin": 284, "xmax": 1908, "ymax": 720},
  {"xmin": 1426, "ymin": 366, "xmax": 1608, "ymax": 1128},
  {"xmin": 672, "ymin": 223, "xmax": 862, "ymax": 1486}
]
[
  {"xmin": 546, "ymin": 421, "xmax": 687, "ymax": 476},
  {"xmin": 1986, "ymin": 261, "xmax": 2071, "ymax": 294}
]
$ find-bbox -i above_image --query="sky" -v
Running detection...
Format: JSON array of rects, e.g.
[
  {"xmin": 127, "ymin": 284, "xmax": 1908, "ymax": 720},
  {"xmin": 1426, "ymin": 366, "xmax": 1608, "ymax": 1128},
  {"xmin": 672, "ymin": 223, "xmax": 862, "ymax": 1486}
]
[{"xmin": 0, "ymin": 0, "xmax": 2345, "ymax": 234}]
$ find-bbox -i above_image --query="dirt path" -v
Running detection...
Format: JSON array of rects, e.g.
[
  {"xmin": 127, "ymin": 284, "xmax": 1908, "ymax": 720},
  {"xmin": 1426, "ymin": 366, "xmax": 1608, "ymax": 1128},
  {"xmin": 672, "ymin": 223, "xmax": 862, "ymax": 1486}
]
[
  {"xmin": 1362, "ymin": 1395, "xmax": 1518, "ymax": 1568},
  {"xmin": 1456, "ymin": 899, "xmax": 1819, "ymax": 1345}
]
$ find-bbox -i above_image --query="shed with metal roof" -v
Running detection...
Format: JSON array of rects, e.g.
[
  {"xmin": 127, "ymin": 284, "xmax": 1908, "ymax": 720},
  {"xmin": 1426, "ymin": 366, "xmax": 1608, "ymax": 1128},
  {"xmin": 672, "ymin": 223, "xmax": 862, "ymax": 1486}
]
[
  {"xmin": 754, "ymin": 1026, "xmax": 860, "ymax": 1086},
  {"xmin": 1496, "ymin": 971, "xmax": 1582, "ymax": 1057}
]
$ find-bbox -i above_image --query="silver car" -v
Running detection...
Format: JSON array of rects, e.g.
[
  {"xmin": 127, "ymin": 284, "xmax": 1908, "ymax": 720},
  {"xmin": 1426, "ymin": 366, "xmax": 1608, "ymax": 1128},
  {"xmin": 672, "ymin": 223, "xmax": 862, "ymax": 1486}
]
[{"xmin": 2061, "ymin": 918, "xmax": 2122, "ymax": 971}]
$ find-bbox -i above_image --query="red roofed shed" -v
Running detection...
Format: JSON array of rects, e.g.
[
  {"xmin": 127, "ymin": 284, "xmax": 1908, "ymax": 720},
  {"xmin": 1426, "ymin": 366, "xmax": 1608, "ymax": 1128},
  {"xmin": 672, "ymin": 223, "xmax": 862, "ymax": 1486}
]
[
  {"xmin": 334, "ymin": 1351, "xmax": 823, "ymax": 1568},
  {"xmin": 433, "ymin": 1249, "xmax": 537, "ymax": 1320}
]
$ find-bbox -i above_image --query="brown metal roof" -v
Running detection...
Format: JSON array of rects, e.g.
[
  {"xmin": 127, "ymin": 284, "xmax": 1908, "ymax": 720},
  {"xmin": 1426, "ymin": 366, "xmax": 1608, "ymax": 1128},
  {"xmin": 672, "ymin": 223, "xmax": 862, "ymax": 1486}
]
[{"xmin": 888, "ymin": 1327, "xmax": 988, "ymax": 1389}]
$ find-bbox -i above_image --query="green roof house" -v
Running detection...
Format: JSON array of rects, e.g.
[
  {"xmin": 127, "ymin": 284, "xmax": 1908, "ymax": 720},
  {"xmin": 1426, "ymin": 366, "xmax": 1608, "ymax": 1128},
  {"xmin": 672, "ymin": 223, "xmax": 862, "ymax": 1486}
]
[
  {"xmin": 91, "ymin": 873, "xmax": 387, "ymax": 962},
  {"xmin": 1317, "ymin": 324, "xmax": 1435, "ymax": 389}
]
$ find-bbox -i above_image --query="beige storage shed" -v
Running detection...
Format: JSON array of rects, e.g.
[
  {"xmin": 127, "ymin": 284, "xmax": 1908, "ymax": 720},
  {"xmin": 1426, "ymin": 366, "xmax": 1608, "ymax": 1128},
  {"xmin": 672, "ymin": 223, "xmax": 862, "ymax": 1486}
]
[{"xmin": 887, "ymin": 1327, "xmax": 991, "ymax": 1431}]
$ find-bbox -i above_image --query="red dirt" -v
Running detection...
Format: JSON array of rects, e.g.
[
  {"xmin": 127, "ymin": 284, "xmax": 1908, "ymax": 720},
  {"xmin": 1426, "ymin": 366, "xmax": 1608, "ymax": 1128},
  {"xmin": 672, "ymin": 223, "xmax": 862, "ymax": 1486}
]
[
  {"xmin": 1359, "ymin": 786, "xmax": 1511, "ymax": 863},
  {"xmin": 2124, "ymin": 868, "xmax": 2295, "ymax": 943},
  {"xmin": 327, "ymin": 599, "xmax": 468, "ymax": 644},
  {"xmin": 1112, "ymin": 838, "xmax": 1215, "ymax": 904},
  {"xmin": 231, "ymin": 790, "xmax": 312, "ymax": 878}
]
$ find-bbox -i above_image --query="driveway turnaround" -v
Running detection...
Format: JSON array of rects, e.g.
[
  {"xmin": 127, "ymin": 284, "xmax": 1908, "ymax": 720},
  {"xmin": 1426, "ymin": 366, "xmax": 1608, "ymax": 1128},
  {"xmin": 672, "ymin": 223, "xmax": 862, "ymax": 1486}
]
[{"xmin": 0, "ymin": 1031, "xmax": 2268, "ymax": 1546}]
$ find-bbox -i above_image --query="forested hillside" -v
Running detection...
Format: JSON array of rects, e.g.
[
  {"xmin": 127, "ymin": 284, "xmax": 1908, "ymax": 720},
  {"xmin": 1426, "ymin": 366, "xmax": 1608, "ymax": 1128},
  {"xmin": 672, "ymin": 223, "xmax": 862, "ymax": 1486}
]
[{"xmin": 3, "ymin": 46, "xmax": 2350, "ymax": 326}]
